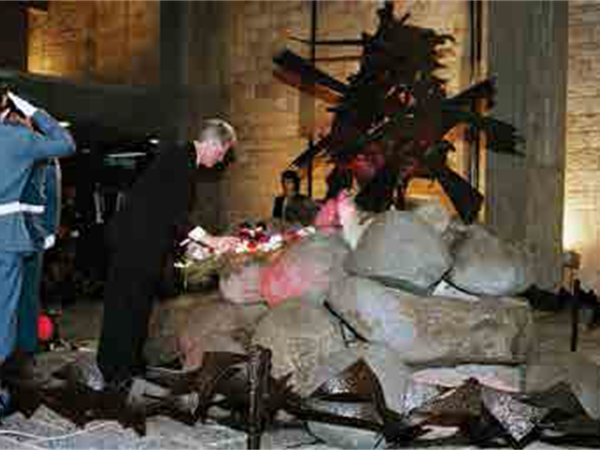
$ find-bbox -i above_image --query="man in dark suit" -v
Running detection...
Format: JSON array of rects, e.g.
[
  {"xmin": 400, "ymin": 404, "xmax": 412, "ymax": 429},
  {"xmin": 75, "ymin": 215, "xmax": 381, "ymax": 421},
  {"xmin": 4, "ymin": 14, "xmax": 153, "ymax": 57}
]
[{"xmin": 95, "ymin": 119, "xmax": 239, "ymax": 395}]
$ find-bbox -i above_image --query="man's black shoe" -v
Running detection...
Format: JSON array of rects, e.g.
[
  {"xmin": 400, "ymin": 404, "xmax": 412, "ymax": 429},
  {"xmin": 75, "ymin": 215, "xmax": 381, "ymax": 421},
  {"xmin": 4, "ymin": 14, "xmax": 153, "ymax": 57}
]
[{"xmin": 53, "ymin": 352, "xmax": 106, "ymax": 391}]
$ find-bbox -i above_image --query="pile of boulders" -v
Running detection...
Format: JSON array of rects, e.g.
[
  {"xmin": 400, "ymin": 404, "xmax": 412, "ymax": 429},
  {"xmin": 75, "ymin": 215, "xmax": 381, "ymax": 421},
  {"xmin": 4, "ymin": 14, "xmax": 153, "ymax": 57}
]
[{"xmin": 146, "ymin": 199, "xmax": 542, "ymax": 448}]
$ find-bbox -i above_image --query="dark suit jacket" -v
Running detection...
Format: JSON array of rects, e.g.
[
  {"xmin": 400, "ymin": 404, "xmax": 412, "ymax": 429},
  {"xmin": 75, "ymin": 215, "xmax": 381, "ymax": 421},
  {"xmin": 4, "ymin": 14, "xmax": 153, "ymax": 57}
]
[
  {"xmin": 107, "ymin": 141, "xmax": 196, "ymax": 276},
  {"xmin": 272, "ymin": 195, "xmax": 286, "ymax": 220},
  {"xmin": 272, "ymin": 194, "xmax": 318, "ymax": 226}
]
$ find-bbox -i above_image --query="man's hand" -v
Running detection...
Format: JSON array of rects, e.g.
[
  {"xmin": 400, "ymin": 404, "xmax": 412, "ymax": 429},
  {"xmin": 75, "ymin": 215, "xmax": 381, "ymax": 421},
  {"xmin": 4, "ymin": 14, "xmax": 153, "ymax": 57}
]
[
  {"xmin": 204, "ymin": 235, "xmax": 241, "ymax": 253},
  {"xmin": 6, "ymin": 112, "xmax": 33, "ymax": 129},
  {"xmin": 7, "ymin": 92, "xmax": 38, "ymax": 118},
  {"xmin": 187, "ymin": 226, "xmax": 241, "ymax": 253}
]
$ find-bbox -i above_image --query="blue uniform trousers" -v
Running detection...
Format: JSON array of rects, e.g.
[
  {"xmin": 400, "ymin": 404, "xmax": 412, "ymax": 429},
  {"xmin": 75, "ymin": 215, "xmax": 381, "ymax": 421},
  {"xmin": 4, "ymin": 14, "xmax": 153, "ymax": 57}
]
[
  {"xmin": 0, "ymin": 252, "xmax": 24, "ymax": 361},
  {"xmin": 16, "ymin": 251, "xmax": 43, "ymax": 354}
]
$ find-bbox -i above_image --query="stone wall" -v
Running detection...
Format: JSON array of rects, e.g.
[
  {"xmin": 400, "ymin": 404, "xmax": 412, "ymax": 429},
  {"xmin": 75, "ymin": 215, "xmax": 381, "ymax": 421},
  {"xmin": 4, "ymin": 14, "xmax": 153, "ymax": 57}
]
[
  {"xmin": 205, "ymin": 0, "xmax": 471, "ymax": 227},
  {"xmin": 0, "ymin": 3, "xmax": 28, "ymax": 71},
  {"xmin": 28, "ymin": 1, "xmax": 160, "ymax": 85},
  {"xmin": 565, "ymin": 1, "xmax": 600, "ymax": 290},
  {"xmin": 22, "ymin": 1, "xmax": 471, "ymax": 230},
  {"xmin": 20, "ymin": 0, "xmax": 588, "ymax": 290}
]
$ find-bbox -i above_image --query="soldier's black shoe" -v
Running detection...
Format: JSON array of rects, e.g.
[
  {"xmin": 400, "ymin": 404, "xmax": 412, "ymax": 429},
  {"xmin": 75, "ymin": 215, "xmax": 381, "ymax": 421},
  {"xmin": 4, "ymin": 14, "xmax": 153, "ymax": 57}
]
[{"xmin": 0, "ymin": 385, "xmax": 15, "ymax": 419}]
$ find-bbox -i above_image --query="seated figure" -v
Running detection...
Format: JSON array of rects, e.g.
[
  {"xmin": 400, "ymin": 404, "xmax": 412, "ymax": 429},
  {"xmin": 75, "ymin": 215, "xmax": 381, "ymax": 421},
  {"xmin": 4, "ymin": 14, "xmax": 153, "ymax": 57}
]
[{"xmin": 272, "ymin": 170, "xmax": 317, "ymax": 226}]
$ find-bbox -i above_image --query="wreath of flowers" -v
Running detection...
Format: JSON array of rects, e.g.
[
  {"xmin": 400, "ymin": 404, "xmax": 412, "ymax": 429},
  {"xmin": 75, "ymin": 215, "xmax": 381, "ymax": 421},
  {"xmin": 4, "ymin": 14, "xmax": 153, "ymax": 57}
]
[{"xmin": 176, "ymin": 222, "xmax": 315, "ymax": 286}]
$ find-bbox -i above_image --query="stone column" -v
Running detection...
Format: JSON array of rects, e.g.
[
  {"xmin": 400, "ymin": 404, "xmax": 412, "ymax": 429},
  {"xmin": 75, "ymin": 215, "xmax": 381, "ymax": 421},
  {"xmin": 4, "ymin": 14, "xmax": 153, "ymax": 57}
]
[
  {"xmin": 160, "ymin": 0, "xmax": 193, "ymax": 141},
  {"xmin": 160, "ymin": 1, "xmax": 228, "ymax": 139},
  {"xmin": 164, "ymin": 1, "xmax": 230, "ymax": 230},
  {"xmin": 185, "ymin": 1, "xmax": 229, "ymax": 134},
  {"xmin": 485, "ymin": 0, "xmax": 568, "ymax": 290}
]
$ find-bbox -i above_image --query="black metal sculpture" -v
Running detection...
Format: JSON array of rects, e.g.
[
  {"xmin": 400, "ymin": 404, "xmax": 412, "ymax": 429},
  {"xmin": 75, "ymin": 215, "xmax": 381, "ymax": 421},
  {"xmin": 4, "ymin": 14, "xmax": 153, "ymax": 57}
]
[{"xmin": 273, "ymin": 1, "xmax": 522, "ymax": 223}]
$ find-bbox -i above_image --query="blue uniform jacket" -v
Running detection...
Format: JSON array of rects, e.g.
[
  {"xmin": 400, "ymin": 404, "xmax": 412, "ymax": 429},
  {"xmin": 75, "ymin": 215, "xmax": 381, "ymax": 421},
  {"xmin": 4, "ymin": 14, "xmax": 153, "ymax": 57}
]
[
  {"xmin": 0, "ymin": 110, "xmax": 75, "ymax": 253},
  {"xmin": 22, "ymin": 158, "xmax": 61, "ymax": 251}
]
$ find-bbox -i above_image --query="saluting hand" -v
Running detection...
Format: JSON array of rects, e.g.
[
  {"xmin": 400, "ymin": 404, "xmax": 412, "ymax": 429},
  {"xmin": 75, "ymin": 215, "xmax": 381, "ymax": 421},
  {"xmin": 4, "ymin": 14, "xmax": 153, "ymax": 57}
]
[{"xmin": 7, "ymin": 92, "xmax": 38, "ymax": 118}]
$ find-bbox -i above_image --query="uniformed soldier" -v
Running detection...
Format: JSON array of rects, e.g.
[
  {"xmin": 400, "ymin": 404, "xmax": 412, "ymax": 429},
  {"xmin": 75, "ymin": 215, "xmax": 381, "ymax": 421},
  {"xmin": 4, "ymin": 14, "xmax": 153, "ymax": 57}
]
[
  {"xmin": 0, "ymin": 90, "xmax": 75, "ymax": 415},
  {"xmin": 17, "ymin": 156, "xmax": 62, "ymax": 356}
]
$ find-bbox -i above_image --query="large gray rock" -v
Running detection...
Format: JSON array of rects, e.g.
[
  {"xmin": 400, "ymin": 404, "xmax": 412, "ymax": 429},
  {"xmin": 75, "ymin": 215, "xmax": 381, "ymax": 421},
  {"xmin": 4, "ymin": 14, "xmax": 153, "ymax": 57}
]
[
  {"xmin": 146, "ymin": 293, "xmax": 268, "ymax": 369},
  {"xmin": 299, "ymin": 343, "xmax": 415, "ymax": 407},
  {"xmin": 447, "ymin": 224, "xmax": 534, "ymax": 296},
  {"xmin": 260, "ymin": 232, "xmax": 350, "ymax": 306},
  {"xmin": 441, "ymin": 216, "xmax": 470, "ymax": 248},
  {"xmin": 524, "ymin": 356, "xmax": 600, "ymax": 420},
  {"xmin": 431, "ymin": 279, "xmax": 480, "ymax": 301},
  {"xmin": 345, "ymin": 211, "xmax": 452, "ymax": 291},
  {"xmin": 524, "ymin": 363, "xmax": 570, "ymax": 392},
  {"xmin": 146, "ymin": 292, "xmax": 220, "ymax": 366},
  {"xmin": 251, "ymin": 298, "xmax": 346, "ymax": 390},
  {"xmin": 179, "ymin": 299, "xmax": 268, "ymax": 369},
  {"xmin": 408, "ymin": 198, "xmax": 453, "ymax": 235},
  {"xmin": 306, "ymin": 343, "xmax": 440, "ymax": 449},
  {"xmin": 219, "ymin": 261, "xmax": 265, "ymax": 304},
  {"xmin": 327, "ymin": 276, "xmax": 536, "ymax": 365},
  {"xmin": 567, "ymin": 354, "xmax": 600, "ymax": 420}
]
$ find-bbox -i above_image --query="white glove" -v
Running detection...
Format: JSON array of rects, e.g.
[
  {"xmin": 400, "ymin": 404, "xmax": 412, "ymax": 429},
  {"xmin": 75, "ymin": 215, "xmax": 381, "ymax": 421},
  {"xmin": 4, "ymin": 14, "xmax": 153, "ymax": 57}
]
[
  {"xmin": 7, "ymin": 92, "xmax": 38, "ymax": 118},
  {"xmin": 44, "ymin": 234, "xmax": 56, "ymax": 250},
  {"xmin": 188, "ymin": 226, "xmax": 209, "ymax": 243},
  {"xmin": 187, "ymin": 225, "xmax": 241, "ymax": 253},
  {"xmin": 185, "ymin": 240, "xmax": 212, "ymax": 261}
]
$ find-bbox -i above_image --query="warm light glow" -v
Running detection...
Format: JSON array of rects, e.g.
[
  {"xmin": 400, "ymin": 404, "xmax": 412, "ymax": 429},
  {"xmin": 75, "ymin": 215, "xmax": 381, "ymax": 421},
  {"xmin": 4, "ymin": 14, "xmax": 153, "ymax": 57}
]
[
  {"xmin": 58, "ymin": 121, "xmax": 71, "ymax": 128},
  {"xmin": 563, "ymin": 208, "xmax": 586, "ymax": 252}
]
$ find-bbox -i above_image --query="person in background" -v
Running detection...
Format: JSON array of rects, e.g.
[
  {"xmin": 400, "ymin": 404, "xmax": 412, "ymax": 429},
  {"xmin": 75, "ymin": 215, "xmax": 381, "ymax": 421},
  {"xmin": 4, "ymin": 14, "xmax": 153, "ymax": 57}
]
[
  {"xmin": 272, "ymin": 169, "xmax": 318, "ymax": 227},
  {"xmin": 0, "ymin": 89, "xmax": 75, "ymax": 416}
]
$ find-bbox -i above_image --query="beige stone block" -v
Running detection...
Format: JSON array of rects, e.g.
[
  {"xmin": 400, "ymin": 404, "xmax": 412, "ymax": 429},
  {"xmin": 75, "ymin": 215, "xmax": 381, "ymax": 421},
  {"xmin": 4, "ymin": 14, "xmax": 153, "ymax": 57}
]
[
  {"xmin": 244, "ymin": 1, "xmax": 261, "ymax": 16},
  {"xmin": 568, "ymin": 115, "xmax": 600, "ymax": 132}
]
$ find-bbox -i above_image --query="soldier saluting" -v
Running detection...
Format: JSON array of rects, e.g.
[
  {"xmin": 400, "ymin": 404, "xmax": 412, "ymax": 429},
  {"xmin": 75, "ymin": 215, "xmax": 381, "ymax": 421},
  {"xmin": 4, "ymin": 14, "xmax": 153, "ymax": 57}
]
[{"xmin": 0, "ymin": 88, "xmax": 75, "ymax": 416}]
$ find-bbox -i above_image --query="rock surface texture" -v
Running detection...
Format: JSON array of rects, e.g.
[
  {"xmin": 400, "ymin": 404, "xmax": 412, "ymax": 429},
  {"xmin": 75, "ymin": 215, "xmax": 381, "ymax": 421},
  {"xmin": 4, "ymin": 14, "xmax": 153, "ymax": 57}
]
[
  {"xmin": 251, "ymin": 298, "xmax": 347, "ymax": 390},
  {"xmin": 345, "ymin": 211, "xmax": 452, "ymax": 292},
  {"xmin": 327, "ymin": 276, "xmax": 536, "ymax": 365},
  {"xmin": 446, "ymin": 224, "xmax": 534, "ymax": 296}
]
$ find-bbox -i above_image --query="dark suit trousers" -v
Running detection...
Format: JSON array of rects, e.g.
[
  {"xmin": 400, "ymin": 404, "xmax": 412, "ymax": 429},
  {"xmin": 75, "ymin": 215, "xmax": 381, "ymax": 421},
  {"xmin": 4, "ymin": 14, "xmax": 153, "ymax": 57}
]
[
  {"xmin": 97, "ymin": 252, "xmax": 161, "ymax": 383},
  {"xmin": 96, "ymin": 142, "xmax": 193, "ymax": 383}
]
